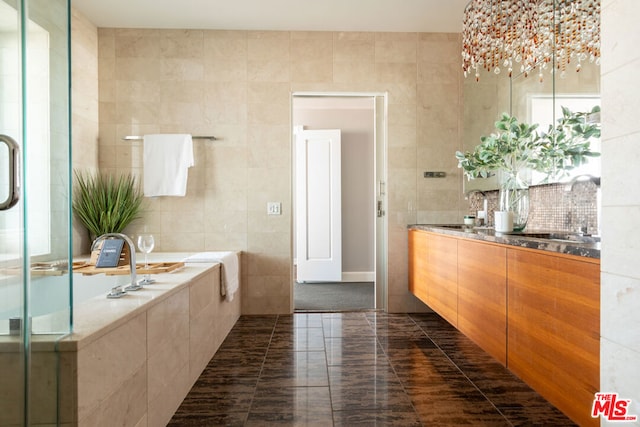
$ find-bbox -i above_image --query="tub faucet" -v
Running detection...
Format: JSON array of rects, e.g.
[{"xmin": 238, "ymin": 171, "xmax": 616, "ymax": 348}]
[{"xmin": 92, "ymin": 233, "xmax": 140, "ymax": 297}]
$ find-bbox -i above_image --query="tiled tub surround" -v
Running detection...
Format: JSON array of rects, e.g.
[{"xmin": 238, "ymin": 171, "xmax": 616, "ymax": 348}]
[
  {"xmin": 34, "ymin": 254, "xmax": 240, "ymax": 426},
  {"xmin": 466, "ymin": 180, "xmax": 600, "ymax": 236}
]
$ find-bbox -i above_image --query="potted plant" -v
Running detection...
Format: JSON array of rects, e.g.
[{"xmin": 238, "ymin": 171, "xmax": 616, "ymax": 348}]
[
  {"xmin": 456, "ymin": 106, "xmax": 600, "ymax": 230},
  {"xmin": 72, "ymin": 170, "xmax": 144, "ymax": 241}
]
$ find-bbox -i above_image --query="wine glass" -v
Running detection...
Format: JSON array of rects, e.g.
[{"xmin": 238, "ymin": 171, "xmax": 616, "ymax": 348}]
[{"xmin": 137, "ymin": 234, "xmax": 155, "ymax": 284}]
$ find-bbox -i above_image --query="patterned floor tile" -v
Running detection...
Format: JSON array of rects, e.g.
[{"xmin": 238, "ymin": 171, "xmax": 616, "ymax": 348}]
[
  {"xmin": 169, "ymin": 312, "xmax": 577, "ymax": 426},
  {"xmin": 246, "ymin": 385, "xmax": 332, "ymax": 426}
]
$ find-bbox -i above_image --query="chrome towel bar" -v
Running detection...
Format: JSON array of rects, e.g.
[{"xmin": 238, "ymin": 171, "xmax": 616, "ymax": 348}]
[{"xmin": 122, "ymin": 135, "xmax": 217, "ymax": 141}]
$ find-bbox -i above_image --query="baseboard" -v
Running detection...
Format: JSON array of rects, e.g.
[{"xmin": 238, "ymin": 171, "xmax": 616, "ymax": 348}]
[{"xmin": 341, "ymin": 271, "xmax": 375, "ymax": 282}]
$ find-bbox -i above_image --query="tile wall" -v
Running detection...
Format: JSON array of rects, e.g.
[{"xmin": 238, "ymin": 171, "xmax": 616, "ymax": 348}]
[
  {"xmin": 467, "ymin": 180, "xmax": 600, "ymax": 235},
  {"xmin": 93, "ymin": 28, "xmax": 465, "ymax": 314},
  {"xmin": 600, "ymin": 0, "xmax": 640, "ymax": 420},
  {"xmin": 71, "ymin": 9, "xmax": 100, "ymax": 254}
]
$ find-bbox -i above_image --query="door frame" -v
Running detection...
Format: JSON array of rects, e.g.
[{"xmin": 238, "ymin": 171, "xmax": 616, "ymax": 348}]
[{"xmin": 290, "ymin": 91, "xmax": 388, "ymax": 312}]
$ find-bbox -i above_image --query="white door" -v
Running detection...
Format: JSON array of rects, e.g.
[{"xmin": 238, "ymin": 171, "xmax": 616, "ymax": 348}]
[{"xmin": 295, "ymin": 129, "xmax": 342, "ymax": 282}]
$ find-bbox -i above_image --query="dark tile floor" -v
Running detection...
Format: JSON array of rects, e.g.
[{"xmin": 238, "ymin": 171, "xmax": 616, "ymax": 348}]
[{"xmin": 169, "ymin": 311, "xmax": 576, "ymax": 426}]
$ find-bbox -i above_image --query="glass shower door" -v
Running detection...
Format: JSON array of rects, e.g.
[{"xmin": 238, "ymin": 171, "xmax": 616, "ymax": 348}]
[
  {"xmin": 0, "ymin": 0, "xmax": 72, "ymax": 424},
  {"xmin": 0, "ymin": 1, "xmax": 28, "ymax": 424}
]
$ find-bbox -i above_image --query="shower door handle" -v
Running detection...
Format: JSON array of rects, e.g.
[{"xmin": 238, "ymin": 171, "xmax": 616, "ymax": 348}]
[{"xmin": 0, "ymin": 134, "xmax": 20, "ymax": 211}]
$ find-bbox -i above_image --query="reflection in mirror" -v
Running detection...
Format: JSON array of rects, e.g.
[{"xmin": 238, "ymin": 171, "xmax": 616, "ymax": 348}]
[{"xmin": 462, "ymin": 58, "xmax": 600, "ymax": 192}]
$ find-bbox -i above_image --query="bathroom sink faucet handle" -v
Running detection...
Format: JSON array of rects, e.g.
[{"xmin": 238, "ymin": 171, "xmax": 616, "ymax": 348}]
[{"xmin": 107, "ymin": 285, "xmax": 127, "ymax": 299}]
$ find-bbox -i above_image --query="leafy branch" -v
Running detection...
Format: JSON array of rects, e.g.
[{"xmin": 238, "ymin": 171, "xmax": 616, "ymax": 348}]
[{"xmin": 456, "ymin": 106, "xmax": 600, "ymax": 184}]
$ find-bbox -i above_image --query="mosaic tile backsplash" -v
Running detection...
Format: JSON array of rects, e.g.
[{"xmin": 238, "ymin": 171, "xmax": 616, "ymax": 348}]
[{"xmin": 467, "ymin": 180, "xmax": 600, "ymax": 235}]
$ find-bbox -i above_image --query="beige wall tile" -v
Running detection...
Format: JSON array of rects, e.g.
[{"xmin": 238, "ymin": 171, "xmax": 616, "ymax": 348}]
[
  {"xmin": 247, "ymin": 60, "xmax": 291, "ymax": 82},
  {"xmin": 160, "ymin": 30, "xmax": 204, "ymax": 58},
  {"xmin": 161, "ymin": 58, "xmax": 205, "ymax": 81},
  {"xmin": 116, "ymin": 57, "xmax": 163, "ymax": 81},
  {"xmin": 205, "ymin": 58, "xmax": 248, "ymax": 82},
  {"xmin": 147, "ymin": 288, "xmax": 189, "ymax": 403},
  {"xmin": 78, "ymin": 365, "xmax": 147, "ymax": 427},
  {"xmin": 375, "ymin": 40, "xmax": 417, "ymax": 63},
  {"xmin": 204, "ymin": 33, "xmax": 247, "ymax": 61},
  {"xmin": 94, "ymin": 27, "xmax": 462, "ymax": 315},
  {"xmin": 601, "ymin": 3, "xmax": 640, "ymax": 408},
  {"xmin": 0, "ymin": 352, "xmax": 24, "ymax": 425},
  {"xmin": 248, "ymin": 36, "xmax": 290, "ymax": 62},
  {"xmin": 333, "ymin": 61, "xmax": 376, "ymax": 84},
  {"xmin": 76, "ymin": 313, "xmax": 147, "ymax": 422},
  {"xmin": 72, "ymin": 11, "xmax": 100, "ymax": 255},
  {"xmin": 115, "ymin": 34, "xmax": 161, "ymax": 58},
  {"xmin": 291, "ymin": 60, "xmax": 334, "ymax": 83},
  {"xmin": 375, "ymin": 62, "xmax": 417, "ymax": 85},
  {"xmin": 334, "ymin": 39, "xmax": 375, "ymax": 62},
  {"xmin": 148, "ymin": 363, "xmax": 191, "ymax": 427}
]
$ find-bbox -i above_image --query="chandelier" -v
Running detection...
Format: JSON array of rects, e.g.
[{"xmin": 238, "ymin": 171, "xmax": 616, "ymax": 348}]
[{"xmin": 462, "ymin": 0, "xmax": 600, "ymax": 81}]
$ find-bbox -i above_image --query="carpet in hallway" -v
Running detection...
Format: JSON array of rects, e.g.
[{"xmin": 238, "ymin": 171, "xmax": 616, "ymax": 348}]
[{"xmin": 294, "ymin": 281, "xmax": 374, "ymax": 311}]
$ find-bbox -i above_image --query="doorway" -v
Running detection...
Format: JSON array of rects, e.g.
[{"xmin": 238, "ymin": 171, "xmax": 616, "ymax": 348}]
[{"xmin": 291, "ymin": 92, "xmax": 388, "ymax": 311}]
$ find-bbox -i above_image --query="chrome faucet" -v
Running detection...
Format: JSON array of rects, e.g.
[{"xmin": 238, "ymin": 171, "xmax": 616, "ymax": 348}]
[
  {"xmin": 563, "ymin": 175, "xmax": 601, "ymax": 235},
  {"xmin": 563, "ymin": 174, "xmax": 601, "ymax": 192},
  {"xmin": 465, "ymin": 189, "xmax": 489, "ymax": 226},
  {"xmin": 92, "ymin": 232, "xmax": 140, "ymax": 298}
]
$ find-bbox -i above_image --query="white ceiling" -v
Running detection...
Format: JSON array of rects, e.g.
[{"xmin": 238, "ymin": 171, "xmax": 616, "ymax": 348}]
[{"xmin": 71, "ymin": 0, "xmax": 469, "ymax": 33}]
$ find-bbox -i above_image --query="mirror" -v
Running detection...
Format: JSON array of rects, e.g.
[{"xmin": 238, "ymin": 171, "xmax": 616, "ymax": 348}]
[{"xmin": 462, "ymin": 48, "xmax": 600, "ymax": 192}]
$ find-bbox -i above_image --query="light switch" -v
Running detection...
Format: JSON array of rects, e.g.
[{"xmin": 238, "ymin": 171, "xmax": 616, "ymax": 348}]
[{"xmin": 267, "ymin": 202, "xmax": 281, "ymax": 215}]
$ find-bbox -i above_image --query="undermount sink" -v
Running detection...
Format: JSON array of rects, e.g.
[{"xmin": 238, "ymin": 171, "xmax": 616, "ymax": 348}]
[{"xmin": 504, "ymin": 232, "xmax": 600, "ymax": 244}]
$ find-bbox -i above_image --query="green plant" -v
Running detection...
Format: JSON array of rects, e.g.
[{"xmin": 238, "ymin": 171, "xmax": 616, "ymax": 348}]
[
  {"xmin": 72, "ymin": 170, "xmax": 144, "ymax": 239},
  {"xmin": 456, "ymin": 106, "xmax": 601, "ymax": 185},
  {"xmin": 536, "ymin": 106, "xmax": 602, "ymax": 178}
]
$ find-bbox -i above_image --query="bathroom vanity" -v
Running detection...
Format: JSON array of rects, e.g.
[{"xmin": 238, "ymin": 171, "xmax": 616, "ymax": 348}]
[{"xmin": 408, "ymin": 225, "xmax": 599, "ymax": 427}]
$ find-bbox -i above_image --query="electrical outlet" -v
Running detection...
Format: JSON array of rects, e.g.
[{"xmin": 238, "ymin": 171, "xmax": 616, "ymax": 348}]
[{"xmin": 267, "ymin": 202, "xmax": 281, "ymax": 215}]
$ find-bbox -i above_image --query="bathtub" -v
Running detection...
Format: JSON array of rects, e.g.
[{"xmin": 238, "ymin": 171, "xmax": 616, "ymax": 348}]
[
  {"xmin": 0, "ymin": 256, "xmax": 242, "ymax": 426},
  {"xmin": 0, "ymin": 273, "xmax": 131, "ymax": 335}
]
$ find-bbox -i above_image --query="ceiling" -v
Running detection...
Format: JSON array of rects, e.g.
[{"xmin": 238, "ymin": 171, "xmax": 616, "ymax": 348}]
[{"xmin": 71, "ymin": 0, "xmax": 469, "ymax": 33}]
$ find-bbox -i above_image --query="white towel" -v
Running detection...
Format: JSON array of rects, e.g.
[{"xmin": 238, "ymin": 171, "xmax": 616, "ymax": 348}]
[
  {"xmin": 143, "ymin": 134, "xmax": 194, "ymax": 197},
  {"xmin": 184, "ymin": 251, "xmax": 239, "ymax": 302}
]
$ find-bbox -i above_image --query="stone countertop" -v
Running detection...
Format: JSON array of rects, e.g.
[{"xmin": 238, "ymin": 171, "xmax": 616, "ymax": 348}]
[{"xmin": 408, "ymin": 224, "xmax": 600, "ymax": 260}]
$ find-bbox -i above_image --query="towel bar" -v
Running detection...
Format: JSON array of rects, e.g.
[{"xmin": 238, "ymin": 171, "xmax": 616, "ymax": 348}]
[{"xmin": 123, "ymin": 135, "xmax": 217, "ymax": 141}]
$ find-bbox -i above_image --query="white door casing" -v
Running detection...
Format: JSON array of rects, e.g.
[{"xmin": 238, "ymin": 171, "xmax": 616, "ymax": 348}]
[{"xmin": 295, "ymin": 129, "xmax": 342, "ymax": 282}]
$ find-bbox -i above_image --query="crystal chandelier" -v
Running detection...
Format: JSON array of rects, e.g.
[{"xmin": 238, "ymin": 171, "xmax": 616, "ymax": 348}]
[{"xmin": 462, "ymin": 0, "xmax": 600, "ymax": 81}]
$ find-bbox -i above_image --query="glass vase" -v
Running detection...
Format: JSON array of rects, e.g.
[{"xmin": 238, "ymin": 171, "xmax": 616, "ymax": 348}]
[
  {"xmin": 498, "ymin": 169, "xmax": 531, "ymax": 232},
  {"xmin": 498, "ymin": 186, "xmax": 530, "ymax": 231}
]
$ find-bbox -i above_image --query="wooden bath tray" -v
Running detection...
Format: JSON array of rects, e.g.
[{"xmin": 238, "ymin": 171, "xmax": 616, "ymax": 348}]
[{"xmin": 72, "ymin": 261, "xmax": 185, "ymax": 276}]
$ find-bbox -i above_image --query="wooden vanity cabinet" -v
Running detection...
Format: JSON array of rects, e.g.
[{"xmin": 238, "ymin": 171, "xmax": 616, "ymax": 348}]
[
  {"xmin": 408, "ymin": 230, "xmax": 458, "ymax": 327},
  {"xmin": 457, "ymin": 239, "xmax": 507, "ymax": 365},
  {"xmin": 408, "ymin": 229, "xmax": 429, "ymax": 304},
  {"xmin": 408, "ymin": 229, "xmax": 600, "ymax": 427},
  {"xmin": 507, "ymin": 248, "xmax": 600, "ymax": 427}
]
